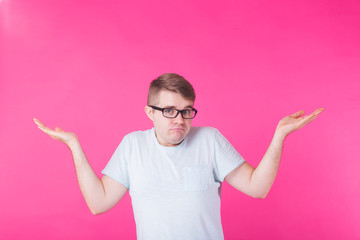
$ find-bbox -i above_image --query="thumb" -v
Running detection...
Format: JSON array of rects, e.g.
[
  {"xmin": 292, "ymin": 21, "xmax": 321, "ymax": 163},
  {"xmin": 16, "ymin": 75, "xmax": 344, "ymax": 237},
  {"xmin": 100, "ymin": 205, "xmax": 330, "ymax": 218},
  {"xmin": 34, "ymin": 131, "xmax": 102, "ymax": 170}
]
[
  {"xmin": 289, "ymin": 110, "xmax": 305, "ymax": 118},
  {"xmin": 55, "ymin": 127, "xmax": 65, "ymax": 132}
]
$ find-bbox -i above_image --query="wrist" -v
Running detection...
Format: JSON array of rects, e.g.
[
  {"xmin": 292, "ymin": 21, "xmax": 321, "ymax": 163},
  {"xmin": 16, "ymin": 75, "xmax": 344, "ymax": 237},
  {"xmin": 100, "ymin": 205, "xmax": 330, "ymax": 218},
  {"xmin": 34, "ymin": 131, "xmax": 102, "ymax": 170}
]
[
  {"xmin": 273, "ymin": 130, "xmax": 286, "ymax": 143},
  {"xmin": 67, "ymin": 137, "xmax": 80, "ymax": 151}
]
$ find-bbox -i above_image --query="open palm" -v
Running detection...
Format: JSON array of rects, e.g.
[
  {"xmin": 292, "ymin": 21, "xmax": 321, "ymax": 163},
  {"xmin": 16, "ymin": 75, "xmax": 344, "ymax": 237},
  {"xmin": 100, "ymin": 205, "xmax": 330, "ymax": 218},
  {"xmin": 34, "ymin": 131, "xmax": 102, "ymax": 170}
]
[
  {"xmin": 276, "ymin": 108, "xmax": 324, "ymax": 137},
  {"xmin": 34, "ymin": 118, "xmax": 78, "ymax": 147}
]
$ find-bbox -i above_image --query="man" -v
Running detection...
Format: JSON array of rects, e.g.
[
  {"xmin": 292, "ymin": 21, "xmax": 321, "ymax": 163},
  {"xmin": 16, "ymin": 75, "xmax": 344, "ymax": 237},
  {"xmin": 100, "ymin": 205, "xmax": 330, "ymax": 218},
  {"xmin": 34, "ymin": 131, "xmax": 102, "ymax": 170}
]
[{"xmin": 34, "ymin": 73, "xmax": 324, "ymax": 240}]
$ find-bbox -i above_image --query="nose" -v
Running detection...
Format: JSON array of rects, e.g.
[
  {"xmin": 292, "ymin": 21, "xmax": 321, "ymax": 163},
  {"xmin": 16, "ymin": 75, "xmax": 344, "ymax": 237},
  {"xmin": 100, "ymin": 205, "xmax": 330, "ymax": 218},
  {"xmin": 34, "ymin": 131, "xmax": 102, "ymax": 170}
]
[{"xmin": 173, "ymin": 112, "xmax": 185, "ymax": 124}]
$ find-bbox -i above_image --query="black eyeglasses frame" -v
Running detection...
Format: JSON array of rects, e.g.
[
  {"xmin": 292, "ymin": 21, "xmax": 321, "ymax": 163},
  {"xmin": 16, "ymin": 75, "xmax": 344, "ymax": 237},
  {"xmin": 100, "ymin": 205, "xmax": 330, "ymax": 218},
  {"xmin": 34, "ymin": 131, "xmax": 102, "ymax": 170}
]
[{"xmin": 149, "ymin": 105, "xmax": 198, "ymax": 119}]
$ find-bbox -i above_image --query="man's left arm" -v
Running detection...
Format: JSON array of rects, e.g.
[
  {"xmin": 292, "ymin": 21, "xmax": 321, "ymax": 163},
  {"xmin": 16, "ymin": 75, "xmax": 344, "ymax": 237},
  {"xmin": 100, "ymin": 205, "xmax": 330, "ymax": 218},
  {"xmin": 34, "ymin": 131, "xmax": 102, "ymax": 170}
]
[{"xmin": 225, "ymin": 108, "xmax": 324, "ymax": 199}]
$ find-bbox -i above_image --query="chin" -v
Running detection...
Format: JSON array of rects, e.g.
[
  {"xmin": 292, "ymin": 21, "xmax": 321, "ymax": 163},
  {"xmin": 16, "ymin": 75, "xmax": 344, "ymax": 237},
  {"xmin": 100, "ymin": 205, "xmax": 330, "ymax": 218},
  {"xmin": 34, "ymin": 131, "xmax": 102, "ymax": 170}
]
[
  {"xmin": 170, "ymin": 138, "xmax": 184, "ymax": 145},
  {"xmin": 168, "ymin": 135, "xmax": 185, "ymax": 145}
]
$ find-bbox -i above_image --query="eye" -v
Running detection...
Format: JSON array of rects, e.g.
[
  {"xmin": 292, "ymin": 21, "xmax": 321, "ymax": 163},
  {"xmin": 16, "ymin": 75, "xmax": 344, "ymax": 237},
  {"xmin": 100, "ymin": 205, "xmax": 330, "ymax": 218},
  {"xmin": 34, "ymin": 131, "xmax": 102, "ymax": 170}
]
[
  {"xmin": 183, "ymin": 109, "xmax": 191, "ymax": 115},
  {"xmin": 164, "ymin": 108, "xmax": 174, "ymax": 114}
]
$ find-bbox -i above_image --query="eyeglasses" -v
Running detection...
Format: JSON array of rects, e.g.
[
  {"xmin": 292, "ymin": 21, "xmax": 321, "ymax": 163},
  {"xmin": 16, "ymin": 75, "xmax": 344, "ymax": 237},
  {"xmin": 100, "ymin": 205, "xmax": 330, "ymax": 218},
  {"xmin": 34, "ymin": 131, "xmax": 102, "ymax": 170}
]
[{"xmin": 149, "ymin": 105, "xmax": 198, "ymax": 119}]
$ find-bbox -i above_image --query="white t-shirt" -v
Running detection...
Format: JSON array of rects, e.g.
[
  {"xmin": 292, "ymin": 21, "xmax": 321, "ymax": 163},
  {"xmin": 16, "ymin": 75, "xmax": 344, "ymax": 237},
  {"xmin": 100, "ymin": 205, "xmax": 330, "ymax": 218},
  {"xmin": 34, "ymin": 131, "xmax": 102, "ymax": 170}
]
[{"xmin": 102, "ymin": 126, "xmax": 246, "ymax": 240}]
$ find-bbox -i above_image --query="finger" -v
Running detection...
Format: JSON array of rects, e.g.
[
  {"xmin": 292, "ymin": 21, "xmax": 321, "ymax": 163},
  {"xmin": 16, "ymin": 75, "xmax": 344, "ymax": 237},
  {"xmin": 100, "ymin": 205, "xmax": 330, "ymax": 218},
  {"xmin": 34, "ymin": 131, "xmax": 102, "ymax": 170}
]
[
  {"xmin": 33, "ymin": 118, "xmax": 41, "ymax": 125},
  {"xmin": 55, "ymin": 127, "xmax": 65, "ymax": 132},
  {"xmin": 289, "ymin": 110, "xmax": 305, "ymax": 118},
  {"xmin": 302, "ymin": 108, "xmax": 324, "ymax": 121},
  {"xmin": 35, "ymin": 121, "xmax": 52, "ymax": 132},
  {"xmin": 37, "ymin": 125, "xmax": 54, "ymax": 135},
  {"xmin": 37, "ymin": 125, "xmax": 61, "ymax": 138},
  {"xmin": 297, "ymin": 112, "xmax": 320, "ymax": 127},
  {"xmin": 33, "ymin": 118, "xmax": 47, "ymax": 128},
  {"xmin": 313, "ymin": 107, "xmax": 325, "ymax": 115},
  {"xmin": 34, "ymin": 119, "xmax": 58, "ymax": 134}
]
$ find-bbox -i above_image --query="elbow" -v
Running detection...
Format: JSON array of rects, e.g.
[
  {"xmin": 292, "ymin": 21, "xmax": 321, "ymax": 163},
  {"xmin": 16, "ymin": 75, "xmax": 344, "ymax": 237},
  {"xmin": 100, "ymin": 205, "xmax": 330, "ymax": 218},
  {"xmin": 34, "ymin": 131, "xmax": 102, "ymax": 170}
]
[
  {"xmin": 252, "ymin": 194, "xmax": 267, "ymax": 199},
  {"xmin": 90, "ymin": 208, "xmax": 106, "ymax": 215},
  {"xmin": 90, "ymin": 210, "xmax": 100, "ymax": 216},
  {"xmin": 90, "ymin": 208, "xmax": 101, "ymax": 215},
  {"xmin": 252, "ymin": 190, "xmax": 269, "ymax": 199},
  {"xmin": 89, "ymin": 205, "xmax": 106, "ymax": 216},
  {"xmin": 251, "ymin": 184, "xmax": 272, "ymax": 199},
  {"xmin": 255, "ymin": 194, "xmax": 267, "ymax": 199}
]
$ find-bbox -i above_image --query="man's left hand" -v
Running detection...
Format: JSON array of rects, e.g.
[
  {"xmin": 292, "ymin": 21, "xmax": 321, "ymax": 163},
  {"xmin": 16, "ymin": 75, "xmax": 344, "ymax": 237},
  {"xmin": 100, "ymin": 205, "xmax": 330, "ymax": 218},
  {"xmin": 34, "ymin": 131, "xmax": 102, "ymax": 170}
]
[{"xmin": 275, "ymin": 108, "xmax": 325, "ymax": 139}]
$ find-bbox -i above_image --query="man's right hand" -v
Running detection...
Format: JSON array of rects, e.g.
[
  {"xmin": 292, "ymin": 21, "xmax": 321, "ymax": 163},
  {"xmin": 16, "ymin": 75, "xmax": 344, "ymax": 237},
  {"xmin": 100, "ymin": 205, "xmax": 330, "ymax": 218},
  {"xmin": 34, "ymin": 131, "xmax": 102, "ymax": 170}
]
[
  {"xmin": 33, "ymin": 117, "xmax": 127, "ymax": 215},
  {"xmin": 33, "ymin": 118, "xmax": 78, "ymax": 149}
]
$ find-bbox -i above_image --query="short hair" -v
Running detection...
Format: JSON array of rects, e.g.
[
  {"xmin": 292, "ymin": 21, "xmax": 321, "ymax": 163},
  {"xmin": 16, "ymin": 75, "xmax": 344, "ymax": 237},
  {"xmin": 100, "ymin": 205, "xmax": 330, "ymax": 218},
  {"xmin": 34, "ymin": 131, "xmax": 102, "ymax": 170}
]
[{"xmin": 147, "ymin": 73, "xmax": 196, "ymax": 105}]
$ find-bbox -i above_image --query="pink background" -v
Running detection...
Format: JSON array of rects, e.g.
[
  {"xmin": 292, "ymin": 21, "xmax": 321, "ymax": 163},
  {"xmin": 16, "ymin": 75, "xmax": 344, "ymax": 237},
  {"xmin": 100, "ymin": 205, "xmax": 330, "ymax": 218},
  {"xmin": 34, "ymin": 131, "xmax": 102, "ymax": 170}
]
[{"xmin": 1, "ymin": 0, "xmax": 359, "ymax": 239}]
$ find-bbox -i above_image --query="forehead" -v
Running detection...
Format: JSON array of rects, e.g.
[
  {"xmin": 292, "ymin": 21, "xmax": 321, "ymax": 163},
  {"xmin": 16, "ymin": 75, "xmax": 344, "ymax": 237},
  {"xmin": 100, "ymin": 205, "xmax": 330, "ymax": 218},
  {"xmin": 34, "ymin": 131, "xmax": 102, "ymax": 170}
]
[{"xmin": 155, "ymin": 90, "xmax": 194, "ymax": 108}]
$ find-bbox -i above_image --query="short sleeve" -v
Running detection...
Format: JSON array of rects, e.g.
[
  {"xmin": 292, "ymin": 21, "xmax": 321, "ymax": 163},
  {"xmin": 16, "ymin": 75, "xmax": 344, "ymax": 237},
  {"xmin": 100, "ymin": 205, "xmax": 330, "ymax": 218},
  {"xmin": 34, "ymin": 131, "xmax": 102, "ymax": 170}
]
[
  {"xmin": 213, "ymin": 129, "xmax": 246, "ymax": 182},
  {"xmin": 102, "ymin": 135, "xmax": 130, "ymax": 189}
]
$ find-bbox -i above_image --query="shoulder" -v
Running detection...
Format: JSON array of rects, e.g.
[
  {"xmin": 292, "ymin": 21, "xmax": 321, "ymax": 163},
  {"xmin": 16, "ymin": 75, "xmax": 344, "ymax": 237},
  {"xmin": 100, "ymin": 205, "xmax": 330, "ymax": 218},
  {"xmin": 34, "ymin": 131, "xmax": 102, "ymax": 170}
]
[
  {"xmin": 190, "ymin": 126, "xmax": 219, "ymax": 134},
  {"xmin": 187, "ymin": 126, "xmax": 220, "ymax": 140},
  {"xmin": 121, "ymin": 128, "xmax": 154, "ymax": 144},
  {"xmin": 188, "ymin": 127, "xmax": 231, "ymax": 146},
  {"xmin": 126, "ymin": 128, "xmax": 153, "ymax": 138}
]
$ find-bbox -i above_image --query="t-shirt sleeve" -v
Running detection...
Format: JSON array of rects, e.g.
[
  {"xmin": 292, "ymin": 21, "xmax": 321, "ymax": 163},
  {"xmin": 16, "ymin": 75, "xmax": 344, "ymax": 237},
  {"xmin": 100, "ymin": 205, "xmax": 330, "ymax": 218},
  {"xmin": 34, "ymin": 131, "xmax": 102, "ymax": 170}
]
[
  {"xmin": 101, "ymin": 135, "xmax": 130, "ymax": 189},
  {"xmin": 213, "ymin": 129, "xmax": 246, "ymax": 182}
]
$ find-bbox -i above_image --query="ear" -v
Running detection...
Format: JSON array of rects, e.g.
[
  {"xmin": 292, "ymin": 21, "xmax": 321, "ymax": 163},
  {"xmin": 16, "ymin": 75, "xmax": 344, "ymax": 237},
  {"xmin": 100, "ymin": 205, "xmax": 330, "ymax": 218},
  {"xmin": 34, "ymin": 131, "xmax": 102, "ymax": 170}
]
[{"xmin": 144, "ymin": 106, "xmax": 154, "ymax": 121}]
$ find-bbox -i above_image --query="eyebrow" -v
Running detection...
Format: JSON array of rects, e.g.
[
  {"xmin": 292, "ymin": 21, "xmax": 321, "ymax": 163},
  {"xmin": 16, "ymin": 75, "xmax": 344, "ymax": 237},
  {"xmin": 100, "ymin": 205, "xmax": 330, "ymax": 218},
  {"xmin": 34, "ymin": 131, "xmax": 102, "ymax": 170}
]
[{"xmin": 163, "ymin": 105, "xmax": 194, "ymax": 109}]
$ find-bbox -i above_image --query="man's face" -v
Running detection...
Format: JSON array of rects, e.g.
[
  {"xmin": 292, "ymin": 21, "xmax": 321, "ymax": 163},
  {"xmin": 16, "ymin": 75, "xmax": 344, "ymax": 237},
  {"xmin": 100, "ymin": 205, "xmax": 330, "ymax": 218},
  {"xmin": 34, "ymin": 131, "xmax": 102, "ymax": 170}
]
[{"xmin": 145, "ymin": 90, "xmax": 194, "ymax": 147}]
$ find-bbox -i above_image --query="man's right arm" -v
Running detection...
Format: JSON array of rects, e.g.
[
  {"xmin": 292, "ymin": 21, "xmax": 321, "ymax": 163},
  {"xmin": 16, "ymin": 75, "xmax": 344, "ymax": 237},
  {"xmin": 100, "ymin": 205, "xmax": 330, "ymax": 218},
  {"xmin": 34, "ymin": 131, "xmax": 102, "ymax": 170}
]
[
  {"xmin": 34, "ymin": 118, "xmax": 128, "ymax": 215},
  {"xmin": 69, "ymin": 140, "xmax": 128, "ymax": 215}
]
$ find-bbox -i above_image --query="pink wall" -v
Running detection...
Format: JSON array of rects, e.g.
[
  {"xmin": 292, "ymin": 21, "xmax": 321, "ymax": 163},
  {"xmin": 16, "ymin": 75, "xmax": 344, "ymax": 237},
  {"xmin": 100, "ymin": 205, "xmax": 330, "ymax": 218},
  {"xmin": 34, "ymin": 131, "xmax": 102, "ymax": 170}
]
[{"xmin": 1, "ymin": 0, "xmax": 359, "ymax": 239}]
